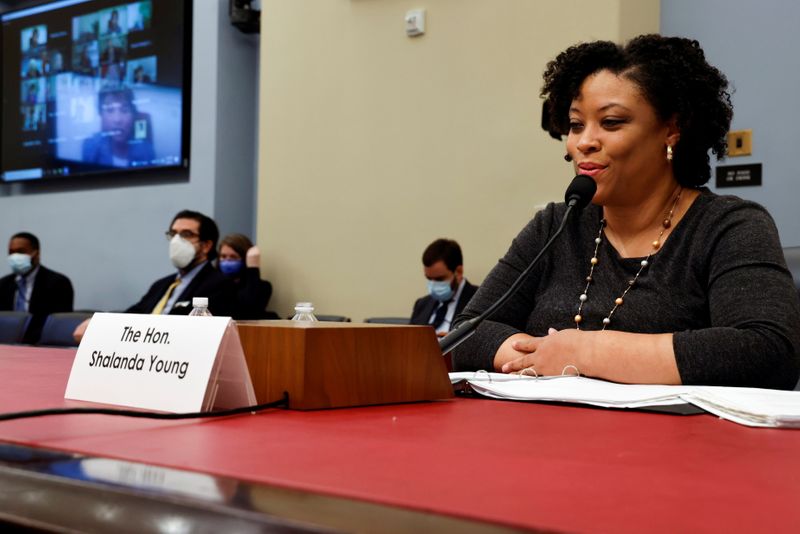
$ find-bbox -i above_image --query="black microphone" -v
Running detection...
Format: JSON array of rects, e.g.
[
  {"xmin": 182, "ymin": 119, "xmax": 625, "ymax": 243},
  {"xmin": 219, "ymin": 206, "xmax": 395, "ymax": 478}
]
[{"xmin": 439, "ymin": 174, "xmax": 597, "ymax": 355}]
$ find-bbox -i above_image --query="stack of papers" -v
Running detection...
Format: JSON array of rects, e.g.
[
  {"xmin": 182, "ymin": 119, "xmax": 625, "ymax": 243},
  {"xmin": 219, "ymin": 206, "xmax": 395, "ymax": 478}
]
[
  {"xmin": 450, "ymin": 372, "xmax": 800, "ymax": 428},
  {"xmin": 685, "ymin": 387, "xmax": 800, "ymax": 428}
]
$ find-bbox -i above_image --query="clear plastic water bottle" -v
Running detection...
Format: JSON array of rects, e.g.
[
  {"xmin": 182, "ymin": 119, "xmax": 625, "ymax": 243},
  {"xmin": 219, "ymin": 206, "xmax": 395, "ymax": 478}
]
[
  {"xmin": 189, "ymin": 297, "xmax": 213, "ymax": 316},
  {"xmin": 291, "ymin": 302, "xmax": 318, "ymax": 322}
]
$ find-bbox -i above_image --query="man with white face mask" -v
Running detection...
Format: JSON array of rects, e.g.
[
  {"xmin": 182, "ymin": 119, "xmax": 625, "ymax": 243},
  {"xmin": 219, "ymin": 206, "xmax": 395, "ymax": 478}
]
[
  {"xmin": 72, "ymin": 210, "xmax": 235, "ymax": 342},
  {"xmin": 410, "ymin": 238, "xmax": 478, "ymax": 337},
  {"xmin": 0, "ymin": 232, "xmax": 74, "ymax": 343}
]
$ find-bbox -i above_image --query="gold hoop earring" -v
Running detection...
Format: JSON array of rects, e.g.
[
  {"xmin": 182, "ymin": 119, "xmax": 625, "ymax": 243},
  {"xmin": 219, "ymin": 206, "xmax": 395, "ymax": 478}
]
[{"xmin": 666, "ymin": 145, "xmax": 673, "ymax": 162}]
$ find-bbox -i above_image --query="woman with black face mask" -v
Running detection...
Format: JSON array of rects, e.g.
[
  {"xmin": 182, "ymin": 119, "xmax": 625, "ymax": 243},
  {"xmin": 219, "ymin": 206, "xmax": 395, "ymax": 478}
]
[{"xmin": 217, "ymin": 234, "xmax": 273, "ymax": 320}]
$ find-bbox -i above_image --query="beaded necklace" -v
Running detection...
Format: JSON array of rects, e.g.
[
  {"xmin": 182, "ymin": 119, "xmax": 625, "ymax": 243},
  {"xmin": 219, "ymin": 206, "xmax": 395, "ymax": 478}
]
[{"xmin": 574, "ymin": 187, "xmax": 682, "ymax": 330}]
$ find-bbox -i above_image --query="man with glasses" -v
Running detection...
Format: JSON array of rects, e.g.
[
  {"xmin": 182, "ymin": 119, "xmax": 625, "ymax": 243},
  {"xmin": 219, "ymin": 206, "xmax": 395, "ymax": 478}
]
[{"xmin": 73, "ymin": 210, "xmax": 235, "ymax": 342}]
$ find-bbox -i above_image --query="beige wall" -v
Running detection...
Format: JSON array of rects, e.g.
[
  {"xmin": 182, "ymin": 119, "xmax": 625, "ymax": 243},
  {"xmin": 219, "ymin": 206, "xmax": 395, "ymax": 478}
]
[{"xmin": 257, "ymin": 0, "xmax": 659, "ymax": 320}]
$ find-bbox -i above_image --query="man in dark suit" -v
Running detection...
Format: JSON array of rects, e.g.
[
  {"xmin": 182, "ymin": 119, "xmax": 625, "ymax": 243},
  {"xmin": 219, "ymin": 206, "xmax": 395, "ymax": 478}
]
[
  {"xmin": 73, "ymin": 210, "xmax": 235, "ymax": 342},
  {"xmin": 0, "ymin": 232, "xmax": 74, "ymax": 343},
  {"xmin": 410, "ymin": 238, "xmax": 478, "ymax": 336}
]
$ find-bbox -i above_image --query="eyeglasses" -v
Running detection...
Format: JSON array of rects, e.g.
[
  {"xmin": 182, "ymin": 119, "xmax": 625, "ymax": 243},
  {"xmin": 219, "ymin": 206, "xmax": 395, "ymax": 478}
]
[{"xmin": 165, "ymin": 230, "xmax": 200, "ymax": 241}]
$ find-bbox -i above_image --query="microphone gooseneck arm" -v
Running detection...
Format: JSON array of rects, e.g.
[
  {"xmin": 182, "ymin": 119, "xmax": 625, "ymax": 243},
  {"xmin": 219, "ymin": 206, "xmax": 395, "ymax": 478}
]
[
  {"xmin": 438, "ymin": 202, "xmax": 577, "ymax": 354},
  {"xmin": 438, "ymin": 175, "xmax": 596, "ymax": 355}
]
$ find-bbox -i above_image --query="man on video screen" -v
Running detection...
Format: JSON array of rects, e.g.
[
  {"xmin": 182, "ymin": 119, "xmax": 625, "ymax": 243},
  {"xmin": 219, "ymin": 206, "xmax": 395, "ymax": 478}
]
[{"xmin": 81, "ymin": 83, "xmax": 154, "ymax": 167}]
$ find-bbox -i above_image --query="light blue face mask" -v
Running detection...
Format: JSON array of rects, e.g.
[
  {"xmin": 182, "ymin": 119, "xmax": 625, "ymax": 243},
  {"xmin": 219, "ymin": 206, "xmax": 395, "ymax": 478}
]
[
  {"xmin": 8, "ymin": 253, "xmax": 33, "ymax": 275},
  {"xmin": 427, "ymin": 279, "xmax": 454, "ymax": 302}
]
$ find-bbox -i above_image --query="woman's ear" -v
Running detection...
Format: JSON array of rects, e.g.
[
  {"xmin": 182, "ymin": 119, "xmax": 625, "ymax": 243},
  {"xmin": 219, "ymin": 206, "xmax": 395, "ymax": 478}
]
[{"xmin": 666, "ymin": 114, "xmax": 681, "ymax": 147}]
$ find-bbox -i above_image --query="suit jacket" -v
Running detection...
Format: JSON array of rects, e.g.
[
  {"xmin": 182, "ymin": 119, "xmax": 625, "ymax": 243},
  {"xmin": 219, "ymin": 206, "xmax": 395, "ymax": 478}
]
[
  {"xmin": 410, "ymin": 279, "xmax": 478, "ymax": 330},
  {"xmin": 126, "ymin": 262, "xmax": 236, "ymax": 317},
  {"xmin": 0, "ymin": 265, "xmax": 74, "ymax": 343}
]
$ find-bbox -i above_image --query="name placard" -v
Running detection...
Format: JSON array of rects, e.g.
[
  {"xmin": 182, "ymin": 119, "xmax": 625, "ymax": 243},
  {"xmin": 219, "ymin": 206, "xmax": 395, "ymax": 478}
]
[{"xmin": 65, "ymin": 313, "xmax": 256, "ymax": 413}]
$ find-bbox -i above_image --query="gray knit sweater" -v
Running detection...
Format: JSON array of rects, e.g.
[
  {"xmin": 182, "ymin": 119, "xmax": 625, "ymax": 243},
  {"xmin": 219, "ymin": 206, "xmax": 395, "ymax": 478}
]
[{"xmin": 452, "ymin": 189, "xmax": 800, "ymax": 390}]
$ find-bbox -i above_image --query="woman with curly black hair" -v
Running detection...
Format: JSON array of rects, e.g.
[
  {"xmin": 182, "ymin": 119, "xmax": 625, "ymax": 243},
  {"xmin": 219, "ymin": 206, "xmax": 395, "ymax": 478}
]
[{"xmin": 452, "ymin": 34, "xmax": 800, "ymax": 389}]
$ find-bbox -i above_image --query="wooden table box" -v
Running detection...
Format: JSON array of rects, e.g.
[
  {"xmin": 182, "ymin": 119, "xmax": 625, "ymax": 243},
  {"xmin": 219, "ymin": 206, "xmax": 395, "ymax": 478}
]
[{"xmin": 236, "ymin": 320, "xmax": 453, "ymax": 409}]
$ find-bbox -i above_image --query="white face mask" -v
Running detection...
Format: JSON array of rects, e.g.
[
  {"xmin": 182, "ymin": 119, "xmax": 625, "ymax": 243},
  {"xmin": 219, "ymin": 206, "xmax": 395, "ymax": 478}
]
[{"xmin": 169, "ymin": 235, "xmax": 197, "ymax": 269}]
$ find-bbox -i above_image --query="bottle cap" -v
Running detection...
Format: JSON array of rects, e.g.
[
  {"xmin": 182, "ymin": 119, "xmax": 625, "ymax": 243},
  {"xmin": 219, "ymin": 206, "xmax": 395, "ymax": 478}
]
[
  {"xmin": 193, "ymin": 297, "xmax": 208, "ymax": 307},
  {"xmin": 294, "ymin": 301, "xmax": 313, "ymax": 310}
]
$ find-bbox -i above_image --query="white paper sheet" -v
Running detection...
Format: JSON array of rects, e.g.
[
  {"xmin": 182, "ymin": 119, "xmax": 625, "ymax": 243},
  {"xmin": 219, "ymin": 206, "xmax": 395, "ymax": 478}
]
[{"xmin": 450, "ymin": 372, "xmax": 800, "ymax": 428}]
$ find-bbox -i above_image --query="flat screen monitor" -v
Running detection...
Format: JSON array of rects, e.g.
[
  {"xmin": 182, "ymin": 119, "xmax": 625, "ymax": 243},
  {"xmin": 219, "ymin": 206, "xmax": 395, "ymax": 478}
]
[{"xmin": 0, "ymin": 0, "xmax": 191, "ymax": 182}]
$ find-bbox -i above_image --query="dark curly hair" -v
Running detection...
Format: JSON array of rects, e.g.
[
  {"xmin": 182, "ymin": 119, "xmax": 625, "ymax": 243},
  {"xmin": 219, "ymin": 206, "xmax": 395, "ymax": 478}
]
[{"xmin": 541, "ymin": 34, "xmax": 733, "ymax": 187}]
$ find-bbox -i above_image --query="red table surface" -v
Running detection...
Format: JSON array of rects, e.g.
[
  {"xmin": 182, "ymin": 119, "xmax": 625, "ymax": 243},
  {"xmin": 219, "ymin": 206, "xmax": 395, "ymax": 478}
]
[{"xmin": 1, "ymin": 344, "xmax": 799, "ymax": 533}]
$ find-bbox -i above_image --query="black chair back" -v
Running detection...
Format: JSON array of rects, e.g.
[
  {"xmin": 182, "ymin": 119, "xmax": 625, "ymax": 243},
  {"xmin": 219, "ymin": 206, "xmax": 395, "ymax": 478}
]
[
  {"xmin": 38, "ymin": 312, "xmax": 95, "ymax": 347},
  {"xmin": 364, "ymin": 317, "xmax": 410, "ymax": 325},
  {"xmin": 0, "ymin": 311, "xmax": 32, "ymax": 344},
  {"xmin": 315, "ymin": 315, "xmax": 351, "ymax": 322}
]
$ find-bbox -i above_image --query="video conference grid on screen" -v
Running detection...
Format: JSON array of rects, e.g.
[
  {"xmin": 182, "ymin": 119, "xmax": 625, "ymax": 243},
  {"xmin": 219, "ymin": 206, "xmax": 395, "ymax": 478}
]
[{"xmin": 0, "ymin": 0, "xmax": 188, "ymax": 182}]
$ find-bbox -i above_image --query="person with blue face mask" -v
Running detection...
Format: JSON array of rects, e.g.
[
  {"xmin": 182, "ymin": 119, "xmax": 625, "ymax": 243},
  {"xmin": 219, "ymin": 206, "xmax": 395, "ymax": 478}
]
[
  {"xmin": 217, "ymin": 233, "xmax": 273, "ymax": 320},
  {"xmin": 72, "ymin": 210, "xmax": 238, "ymax": 343},
  {"xmin": 0, "ymin": 231, "xmax": 74, "ymax": 343},
  {"xmin": 410, "ymin": 238, "xmax": 479, "ymax": 338}
]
